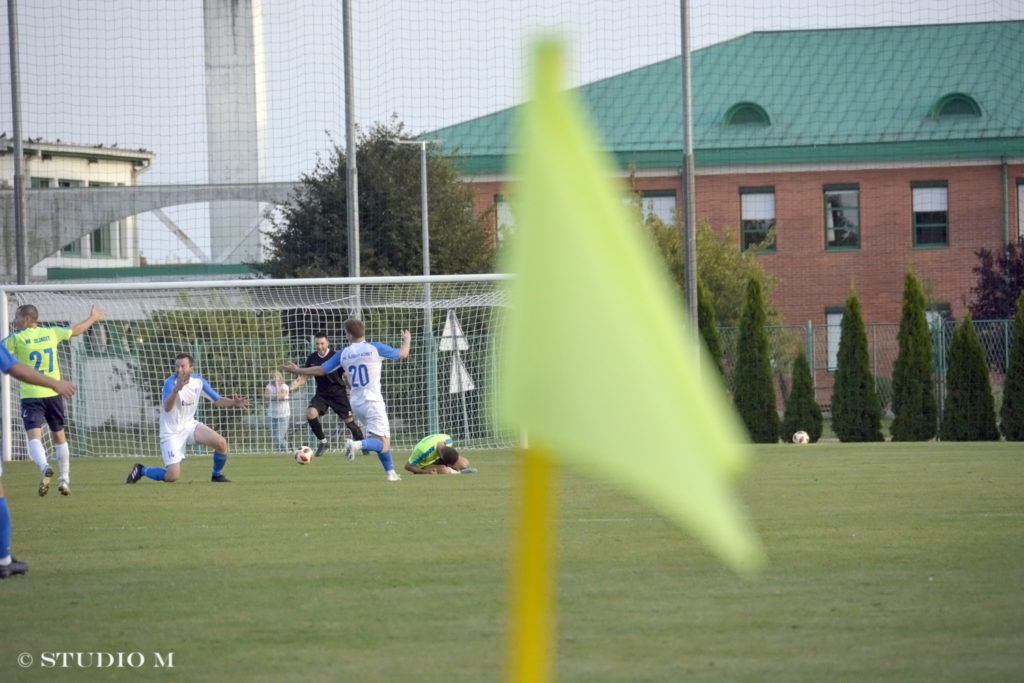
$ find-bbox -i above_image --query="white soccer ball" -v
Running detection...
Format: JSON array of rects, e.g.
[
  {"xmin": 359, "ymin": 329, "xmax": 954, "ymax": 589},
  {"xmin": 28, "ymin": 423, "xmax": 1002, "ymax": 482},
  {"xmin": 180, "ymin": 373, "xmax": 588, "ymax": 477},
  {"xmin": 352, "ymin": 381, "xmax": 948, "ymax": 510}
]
[
  {"xmin": 294, "ymin": 446, "xmax": 314, "ymax": 464},
  {"xmin": 792, "ymin": 430, "xmax": 810, "ymax": 444}
]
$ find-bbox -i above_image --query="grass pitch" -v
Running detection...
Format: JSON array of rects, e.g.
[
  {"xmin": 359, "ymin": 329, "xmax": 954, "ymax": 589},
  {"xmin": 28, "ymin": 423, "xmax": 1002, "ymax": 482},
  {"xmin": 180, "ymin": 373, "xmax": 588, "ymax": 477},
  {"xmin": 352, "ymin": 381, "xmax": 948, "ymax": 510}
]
[{"xmin": 1, "ymin": 442, "xmax": 1022, "ymax": 682}]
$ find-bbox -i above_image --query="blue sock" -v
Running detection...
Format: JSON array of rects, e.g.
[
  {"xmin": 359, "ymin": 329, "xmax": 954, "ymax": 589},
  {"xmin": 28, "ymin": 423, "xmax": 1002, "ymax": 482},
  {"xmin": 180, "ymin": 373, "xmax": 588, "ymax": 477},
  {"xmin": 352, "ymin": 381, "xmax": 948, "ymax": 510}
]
[
  {"xmin": 143, "ymin": 467, "xmax": 166, "ymax": 481},
  {"xmin": 0, "ymin": 497, "xmax": 11, "ymax": 559},
  {"xmin": 377, "ymin": 450, "xmax": 394, "ymax": 472},
  {"xmin": 213, "ymin": 452, "xmax": 227, "ymax": 476},
  {"xmin": 361, "ymin": 438, "xmax": 384, "ymax": 454}
]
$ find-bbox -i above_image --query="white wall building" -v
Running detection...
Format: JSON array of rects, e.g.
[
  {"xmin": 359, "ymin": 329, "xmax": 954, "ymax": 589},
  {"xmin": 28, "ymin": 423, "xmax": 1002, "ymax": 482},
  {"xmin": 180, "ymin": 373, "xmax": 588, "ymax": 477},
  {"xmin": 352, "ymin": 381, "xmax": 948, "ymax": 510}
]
[{"xmin": 0, "ymin": 138, "xmax": 154, "ymax": 277}]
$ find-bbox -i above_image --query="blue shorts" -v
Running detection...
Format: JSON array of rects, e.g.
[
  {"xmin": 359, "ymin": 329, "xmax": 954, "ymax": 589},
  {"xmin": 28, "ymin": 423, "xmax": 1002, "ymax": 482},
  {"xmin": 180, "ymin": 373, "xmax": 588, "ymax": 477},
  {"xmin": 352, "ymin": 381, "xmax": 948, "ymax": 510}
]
[{"xmin": 21, "ymin": 396, "xmax": 67, "ymax": 433}]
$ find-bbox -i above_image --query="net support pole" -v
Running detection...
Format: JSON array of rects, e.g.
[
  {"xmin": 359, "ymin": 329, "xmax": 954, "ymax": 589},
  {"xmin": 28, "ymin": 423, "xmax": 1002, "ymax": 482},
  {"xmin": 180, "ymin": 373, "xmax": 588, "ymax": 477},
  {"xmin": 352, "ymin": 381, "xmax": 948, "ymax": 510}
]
[
  {"xmin": 679, "ymin": 0, "xmax": 700, "ymax": 368},
  {"xmin": 419, "ymin": 141, "xmax": 439, "ymax": 434},
  {"xmin": 342, "ymin": 0, "xmax": 361, "ymax": 314},
  {"xmin": 7, "ymin": 0, "xmax": 28, "ymax": 284}
]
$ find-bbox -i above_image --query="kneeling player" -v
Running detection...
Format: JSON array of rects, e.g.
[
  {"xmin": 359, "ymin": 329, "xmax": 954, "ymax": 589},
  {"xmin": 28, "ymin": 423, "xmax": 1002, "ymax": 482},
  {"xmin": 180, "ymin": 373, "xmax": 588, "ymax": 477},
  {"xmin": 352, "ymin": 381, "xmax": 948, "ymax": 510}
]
[{"xmin": 404, "ymin": 433, "xmax": 475, "ymax": 475}]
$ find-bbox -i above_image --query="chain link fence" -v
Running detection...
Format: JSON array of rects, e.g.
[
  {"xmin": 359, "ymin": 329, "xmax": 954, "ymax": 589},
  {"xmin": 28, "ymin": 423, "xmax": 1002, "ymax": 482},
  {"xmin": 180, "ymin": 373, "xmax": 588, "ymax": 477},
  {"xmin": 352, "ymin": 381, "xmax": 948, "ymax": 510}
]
[{"xmin": 719, "ymin": 319, "xmax": 1016, "ymax": 420}]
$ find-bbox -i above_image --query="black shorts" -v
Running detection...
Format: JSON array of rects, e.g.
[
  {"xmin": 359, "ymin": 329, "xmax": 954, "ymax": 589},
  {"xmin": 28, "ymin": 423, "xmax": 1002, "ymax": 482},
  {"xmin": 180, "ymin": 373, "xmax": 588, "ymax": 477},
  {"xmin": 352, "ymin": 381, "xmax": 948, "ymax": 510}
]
[
  {"xmin": 21, "ymin": 396, "xmax": 67, "ymax": 432},
  {"xmin": 309, "ymin": 393, "xmax": 353, "ymax": 420}
]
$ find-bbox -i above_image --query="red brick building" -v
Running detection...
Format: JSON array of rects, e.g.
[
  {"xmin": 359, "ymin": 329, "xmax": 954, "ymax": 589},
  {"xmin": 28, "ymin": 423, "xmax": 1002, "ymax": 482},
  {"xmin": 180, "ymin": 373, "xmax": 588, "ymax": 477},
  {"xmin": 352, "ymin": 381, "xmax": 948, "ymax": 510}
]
[{"xmin": 432, "ymin": 21, "xmax": 1024, "ymax": 327}]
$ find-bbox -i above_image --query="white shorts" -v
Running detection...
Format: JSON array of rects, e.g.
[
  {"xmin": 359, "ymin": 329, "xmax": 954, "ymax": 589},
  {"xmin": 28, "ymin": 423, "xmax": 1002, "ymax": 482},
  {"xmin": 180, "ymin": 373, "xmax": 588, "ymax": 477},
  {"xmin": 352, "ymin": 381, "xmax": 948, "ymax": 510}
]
[
  {"xmin": 352, "ymin": 400, "xmax": 390, "ymax": 439},
  {"xmin": 160, "ymin": 420, "xmax": 202, "ymax": 467}
]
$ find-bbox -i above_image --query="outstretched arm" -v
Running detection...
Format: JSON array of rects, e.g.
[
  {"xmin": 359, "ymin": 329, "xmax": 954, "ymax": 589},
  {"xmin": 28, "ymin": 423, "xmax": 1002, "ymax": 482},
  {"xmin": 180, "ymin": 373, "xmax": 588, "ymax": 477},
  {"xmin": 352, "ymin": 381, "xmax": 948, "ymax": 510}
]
[
  {"xmin": 70, "ymin": 306, "xmax": 106, "ymax": 337},
  {"xmin": 282, "ymin": 362, "xmax": 325, "ymax": 378},
  {"xmin": 398, "ymin": 329, "xmax": 412, "ymax": 360},
  {"xmin": 215, "ymin": 395, "xmax": 250, "ymax": 410}
]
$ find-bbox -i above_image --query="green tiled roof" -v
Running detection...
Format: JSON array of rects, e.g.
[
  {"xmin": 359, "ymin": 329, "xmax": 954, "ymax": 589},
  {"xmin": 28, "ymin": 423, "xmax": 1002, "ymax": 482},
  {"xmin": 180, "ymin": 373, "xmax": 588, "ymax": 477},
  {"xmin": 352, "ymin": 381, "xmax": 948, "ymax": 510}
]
[{"xmin": 429, "ymin": 21, "xmax": 1024, "ymax": 174}]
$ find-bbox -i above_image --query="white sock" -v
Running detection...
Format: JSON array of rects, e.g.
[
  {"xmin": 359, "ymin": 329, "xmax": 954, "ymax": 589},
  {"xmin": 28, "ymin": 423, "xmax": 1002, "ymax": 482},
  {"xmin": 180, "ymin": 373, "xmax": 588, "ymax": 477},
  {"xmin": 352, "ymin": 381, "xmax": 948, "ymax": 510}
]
[
  {"xmin": 28, "ymin": 438, "xmax": 49, "ymax": 473},
  {"xmin": 0, "ymin": 556, "xmax": 11, "ymax": 566},
  {"xmin": 55, "ymin": 442, "xmax": 70, "ymax": 480}
]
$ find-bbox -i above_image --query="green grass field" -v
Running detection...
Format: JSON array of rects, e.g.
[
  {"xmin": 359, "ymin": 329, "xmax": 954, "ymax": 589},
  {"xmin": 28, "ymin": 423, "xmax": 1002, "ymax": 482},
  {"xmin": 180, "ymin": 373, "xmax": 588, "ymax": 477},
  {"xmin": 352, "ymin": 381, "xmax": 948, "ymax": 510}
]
[{"xmin": 2, "ymin": 442, "xmax": 1022, "ymax": 682}]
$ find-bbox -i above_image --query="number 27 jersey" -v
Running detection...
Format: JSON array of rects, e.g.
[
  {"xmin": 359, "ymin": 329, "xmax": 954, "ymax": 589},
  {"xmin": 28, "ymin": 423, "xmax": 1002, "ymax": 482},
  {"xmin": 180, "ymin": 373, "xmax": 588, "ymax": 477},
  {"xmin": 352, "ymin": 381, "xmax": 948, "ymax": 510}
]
[{"xmin": 2, "ymin": 326, "xmax": 73, "ymax": 398}]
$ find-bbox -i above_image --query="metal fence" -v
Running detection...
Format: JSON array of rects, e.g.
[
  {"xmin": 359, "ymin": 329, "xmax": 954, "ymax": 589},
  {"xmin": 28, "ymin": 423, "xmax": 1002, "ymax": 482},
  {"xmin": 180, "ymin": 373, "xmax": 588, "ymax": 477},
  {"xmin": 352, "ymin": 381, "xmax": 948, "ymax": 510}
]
[{"xmin": 719, "ymin": 319, "xmax": 1016, "ymax": 418}]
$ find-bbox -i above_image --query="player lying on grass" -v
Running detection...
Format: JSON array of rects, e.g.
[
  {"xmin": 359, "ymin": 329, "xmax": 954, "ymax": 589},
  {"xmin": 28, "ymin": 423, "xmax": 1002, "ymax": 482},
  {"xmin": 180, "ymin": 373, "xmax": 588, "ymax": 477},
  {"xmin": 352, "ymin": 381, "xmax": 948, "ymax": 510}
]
[
  {"xmin": 126, "ymin": 352, "xmax": 249, "ymax": 485},
  {"xmin": 404, "ymin": 433, "xmax": 476, "ymax": 475},
  {"xmin": 0, "ymin": 344, "xmax": 76, "ymax": 579}
]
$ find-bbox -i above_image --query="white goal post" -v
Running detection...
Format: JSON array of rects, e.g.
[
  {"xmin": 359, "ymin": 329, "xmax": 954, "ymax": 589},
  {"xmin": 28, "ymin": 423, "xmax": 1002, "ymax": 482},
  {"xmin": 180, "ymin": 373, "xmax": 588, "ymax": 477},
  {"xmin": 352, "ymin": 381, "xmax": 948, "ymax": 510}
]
[{"xmin": 1, "ymin": 275, "xmax": 514, "ymax": 461}]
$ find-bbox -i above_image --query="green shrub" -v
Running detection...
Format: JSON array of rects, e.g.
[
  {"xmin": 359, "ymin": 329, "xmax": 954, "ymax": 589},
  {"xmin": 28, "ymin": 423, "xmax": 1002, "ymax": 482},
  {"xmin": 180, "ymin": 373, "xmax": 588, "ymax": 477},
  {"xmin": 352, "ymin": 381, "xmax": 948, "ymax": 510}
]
[
  {"xmin": 781, "ymin": 351, "xmax": 823, "ymax": 442},
  {"xmin": 890, "ymin": 271, "xmax": 938, "ymax": 440},
  {"xmin": 733, "ymin": 278, "xmax": 779, "ymax": 443},
  {"xmin": 1001, "ymin": 291, "xmax": 1024, "ymax": 440},
  {"xmin": 831, "ymin": 288, "xmax": 884, "ymax": 442},
  {"xmin": 940, "ymin": 313, "xmax": 999, "ymax": 441}
]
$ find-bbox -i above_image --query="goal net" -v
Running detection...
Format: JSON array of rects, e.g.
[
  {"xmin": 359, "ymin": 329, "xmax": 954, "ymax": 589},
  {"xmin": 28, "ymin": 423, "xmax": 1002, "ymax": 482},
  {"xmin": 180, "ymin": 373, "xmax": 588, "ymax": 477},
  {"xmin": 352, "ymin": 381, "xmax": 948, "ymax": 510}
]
[{"xmin": 1, "ymin": 275, "xmax": 514, "ymax": 461}]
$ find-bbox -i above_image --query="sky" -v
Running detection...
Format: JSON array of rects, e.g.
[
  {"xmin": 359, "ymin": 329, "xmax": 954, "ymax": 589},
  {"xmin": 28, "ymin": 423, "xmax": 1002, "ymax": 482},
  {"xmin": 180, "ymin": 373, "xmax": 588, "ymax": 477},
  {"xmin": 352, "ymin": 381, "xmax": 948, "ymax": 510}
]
[{"xmin": 1, "ymin": 0, "xmax": 1021, "ymax": 263}]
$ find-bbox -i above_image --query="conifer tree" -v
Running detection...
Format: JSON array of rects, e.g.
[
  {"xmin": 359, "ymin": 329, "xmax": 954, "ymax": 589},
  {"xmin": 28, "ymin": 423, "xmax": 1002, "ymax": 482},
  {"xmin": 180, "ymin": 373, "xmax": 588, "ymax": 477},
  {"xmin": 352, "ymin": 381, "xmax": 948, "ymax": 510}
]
[
  {"xmin": 1001, "ymin": 291, "xmax": 1024, "ymax": 440},
  {"xmin": 890, "ymin": 271, "xmax": 938, "ymax": 440},
  {"xmin": 940, "ymin": 313, "xmax": 999, "ymax": 441},
  {"xmin": 781, "ymin": 350, "xmax": 823, "ymax": 442},
  {"xmin": 697, "ymin": 279, "xmax": 724, "ymax": 376},
  {"xmin": 831, "ymin": 288, "xmax": 884, "ymax": 442},
  {"xmin": 733, "ymin": 278, "xmax": 779, "ymax": 443}
]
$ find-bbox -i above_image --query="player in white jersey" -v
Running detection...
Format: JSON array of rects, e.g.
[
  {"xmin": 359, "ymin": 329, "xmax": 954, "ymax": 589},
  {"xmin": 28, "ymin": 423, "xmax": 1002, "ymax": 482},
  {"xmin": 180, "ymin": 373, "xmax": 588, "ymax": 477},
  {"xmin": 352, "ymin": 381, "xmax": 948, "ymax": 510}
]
[
  {"xmin": 283, "ymin": 318, "xmax": 410, "ymax": 481},
  {"xmin": 125, "ymin": 353, "xmax": 250, "ymax": 484}
]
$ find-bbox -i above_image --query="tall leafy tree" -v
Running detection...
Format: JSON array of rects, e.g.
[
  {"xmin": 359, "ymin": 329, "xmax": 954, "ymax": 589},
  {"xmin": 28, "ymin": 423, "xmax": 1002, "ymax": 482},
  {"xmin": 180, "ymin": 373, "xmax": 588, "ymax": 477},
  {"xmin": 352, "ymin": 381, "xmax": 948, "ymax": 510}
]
[
  {"xmin": 831, "ymin": 287, "xmax": 884, "ymax": 442},
  {"xmin": 1001, "ymin": 291, "xmax": 1024, "ymax": 440},
  {"xmin": 890, "ymin": 271, "xmax": 938, "ymax": 440},
  {"xmin": 780, "ymin": 350, "xmax": 823, "ymax": 442},
  {"xmin": 733, "ymin": 277, "xmax": 779, "ymax": 443},
  {"xmin": 257, "ymin": 119, "xmax": 493, "ymax": 278},
  {"xmin": 695, "ymin": 221, "xmax": 780, "ymax": 328},
  {"xmin": 969, "ymin": 238, "xmax": 1024, "ymax": 320},
  {"xmin": 940, "ymin": 313, "xmax": 999, "ymax": 440}
]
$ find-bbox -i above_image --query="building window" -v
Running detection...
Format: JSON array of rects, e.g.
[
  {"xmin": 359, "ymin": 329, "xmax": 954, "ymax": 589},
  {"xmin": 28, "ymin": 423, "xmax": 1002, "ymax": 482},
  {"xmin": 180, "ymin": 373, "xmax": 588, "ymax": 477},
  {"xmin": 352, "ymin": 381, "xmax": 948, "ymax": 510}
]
[
  {"xmin": 825, "ymin": 185, "xmax": 860, "ymax": 250},
  {"xmin": 740, "ymin": 187, "xmax": 775, "ymax": 251},
  {"xmin": 724, "ymin": 102, "xmax": 771, "ymax": 127},
  {"xmin": 58, "ymin": 179, "xmax": 85, "ymax": 256},
  {"xmin": 495, "ymin": 195, "xmax": 515, "ymax": 243},
  {"xmin": 88, "ymin": 182, "xmax": 117, "ymax": 257},
  {"xmin": 912, "ymin": 183, "xmax": 948, "ymax": 247},
  {"xmin": 826, "ymin": 308, "xmax": 843, "ymax": 372},
  {"xmin": 30, "ymin": 177, "xmax": 51, "ymax": 188},
  {"xmin": 926, "ymin": 304, "xmax": 951, "ymax": 330},
  {"xmin": 931, "ymin": 93, "xmax": 982, "ymax": 119},
  {"xmin": 90, "ymin": 225, "xmax": 112, "ymax": 256},
  {"xmin": 638, "ymin": 191, "xmax": 676, "ymax": 225}
]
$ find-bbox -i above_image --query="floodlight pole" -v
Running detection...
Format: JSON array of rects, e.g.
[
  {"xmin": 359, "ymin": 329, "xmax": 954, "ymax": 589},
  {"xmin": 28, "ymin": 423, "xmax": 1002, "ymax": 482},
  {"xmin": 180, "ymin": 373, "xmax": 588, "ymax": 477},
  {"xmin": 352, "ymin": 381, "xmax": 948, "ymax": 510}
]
[
  {"xmin": 679, "ymin": 0, "xmax": 700, "ymax": 365},
  {"xmin": 7, "ymin": 0, "xmax": 28, "ymax": 284},
  {"xmin": 342, "ymin": 0, "xmax": 361, "ymax": 314},
  {"xmin": 395, "ymin": 139, "xmax": 440, "ymax": 433}
]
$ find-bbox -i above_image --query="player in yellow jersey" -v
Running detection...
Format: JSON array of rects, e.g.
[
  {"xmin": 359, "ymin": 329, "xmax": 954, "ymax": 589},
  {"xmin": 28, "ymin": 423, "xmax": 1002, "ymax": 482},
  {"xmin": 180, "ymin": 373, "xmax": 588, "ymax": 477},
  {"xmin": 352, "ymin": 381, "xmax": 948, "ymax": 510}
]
[
  {"xmin": 404, "ymin": 433, "xmax": 475, "ymax": 475},
  {"xmin": 0, "ymin": 344, "xmax": 76, "ymax": 579},
  {"xmin": 3, "ymin": 304, "xmax": 105, "ymax": 496}
]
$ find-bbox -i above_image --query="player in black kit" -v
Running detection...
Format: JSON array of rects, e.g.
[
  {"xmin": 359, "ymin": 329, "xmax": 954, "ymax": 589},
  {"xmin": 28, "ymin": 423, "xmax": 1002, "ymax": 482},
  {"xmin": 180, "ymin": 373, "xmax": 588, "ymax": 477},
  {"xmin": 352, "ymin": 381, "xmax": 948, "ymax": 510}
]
[{"xmin": 288, "ymin": 331, "xmax": 364, "ymax": 456}]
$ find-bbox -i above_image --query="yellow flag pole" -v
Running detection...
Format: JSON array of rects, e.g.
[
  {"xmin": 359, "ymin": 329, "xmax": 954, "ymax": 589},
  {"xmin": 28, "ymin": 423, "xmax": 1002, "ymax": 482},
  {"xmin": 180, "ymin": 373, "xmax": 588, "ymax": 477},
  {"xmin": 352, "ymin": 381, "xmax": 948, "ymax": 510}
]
[{"xmin": 507, "ymin": 447, "xmax": 555, "ymax": 683}]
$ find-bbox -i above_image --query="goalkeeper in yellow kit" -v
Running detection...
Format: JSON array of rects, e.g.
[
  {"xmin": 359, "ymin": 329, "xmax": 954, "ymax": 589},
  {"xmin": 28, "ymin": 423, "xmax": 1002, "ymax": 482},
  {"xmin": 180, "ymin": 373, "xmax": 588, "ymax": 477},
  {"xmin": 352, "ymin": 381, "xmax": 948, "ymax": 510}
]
[{"xmin": 404, "ymin": 433, "xmax": 476, "ymax": 475}]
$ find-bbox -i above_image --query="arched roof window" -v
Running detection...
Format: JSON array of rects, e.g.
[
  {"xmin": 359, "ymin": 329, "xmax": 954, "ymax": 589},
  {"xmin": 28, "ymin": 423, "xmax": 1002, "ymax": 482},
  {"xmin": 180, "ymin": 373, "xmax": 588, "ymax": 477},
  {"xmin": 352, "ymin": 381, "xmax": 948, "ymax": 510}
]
[
  {"xmin": 931, "ymin": 93, "xmax": 982, "ymax": 119},
  {"xmin": 724, "ymin": 102, "xmax": 771, "ymax": 127}
]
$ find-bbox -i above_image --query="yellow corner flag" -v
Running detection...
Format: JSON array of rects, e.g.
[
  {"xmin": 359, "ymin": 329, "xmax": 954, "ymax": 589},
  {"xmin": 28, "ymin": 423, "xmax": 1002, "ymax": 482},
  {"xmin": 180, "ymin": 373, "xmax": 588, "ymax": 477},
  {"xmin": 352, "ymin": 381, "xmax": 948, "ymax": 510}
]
[{"xmin": 499, "ymin": 41, "xmax": 764, "ymax": 571}]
